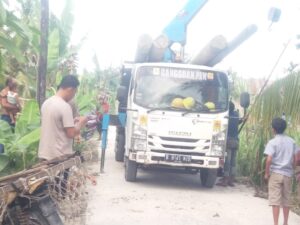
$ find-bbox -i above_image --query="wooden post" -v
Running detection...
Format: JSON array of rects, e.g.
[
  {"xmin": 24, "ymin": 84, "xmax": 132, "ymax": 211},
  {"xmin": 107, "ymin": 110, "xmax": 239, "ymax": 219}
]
[{"xmin": 37, "ymin": 0, "xmax": 49, "ymax": 108}]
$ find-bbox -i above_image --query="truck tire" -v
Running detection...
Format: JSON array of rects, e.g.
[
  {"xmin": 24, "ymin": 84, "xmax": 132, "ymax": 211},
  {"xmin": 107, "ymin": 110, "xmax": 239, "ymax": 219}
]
[
  {"xmin": 3, "ymin": 197, "xmax": 63, "ymax": 225},
  {"xmin": 115, "ymin": 133, "xmax": 125, "ymax": 162},
  {"xmin": 3, "ymin": 209, "xmax": 50, "ymax": 225},
  {"xmin": 200, "ymin": 168, "xmax": 217, "ymax": 188},
  {"xmin": 125, "ymin": 157, "xmax": 137, "ymax": 182},
  {"xmin": 28, "ymin": 208, "xmax": 51, "ymax": 225}
]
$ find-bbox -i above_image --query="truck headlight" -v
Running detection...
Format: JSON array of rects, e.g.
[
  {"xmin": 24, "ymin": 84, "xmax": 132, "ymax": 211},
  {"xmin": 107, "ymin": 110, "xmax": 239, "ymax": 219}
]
[
  {"xmin": 210, "ymin": 131, "xmax": 226, "ymax": 157},
  {"xmin": 133, "ymin": 139, "xmax": 147, "ymax": 151},
  {"xmin": 132, "ymin": 124, "xmax": 147, "ymax": 151},
  {"xmin": 132, "ymin": 124, "xmax": 147, "ymax": 140}
]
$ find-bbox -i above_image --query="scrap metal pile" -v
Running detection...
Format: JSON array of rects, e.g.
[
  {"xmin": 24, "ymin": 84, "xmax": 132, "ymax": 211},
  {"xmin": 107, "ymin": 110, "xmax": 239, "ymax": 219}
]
[{"xmin": 0, "ymin": 151, "xmax": 95, "ymax": 225}]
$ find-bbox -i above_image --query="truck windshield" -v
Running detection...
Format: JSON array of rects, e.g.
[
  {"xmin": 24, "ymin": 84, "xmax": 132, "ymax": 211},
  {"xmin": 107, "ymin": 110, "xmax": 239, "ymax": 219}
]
[{"xmin": 133, "ymin": 66, "xmax": 228, "ymax": 113}]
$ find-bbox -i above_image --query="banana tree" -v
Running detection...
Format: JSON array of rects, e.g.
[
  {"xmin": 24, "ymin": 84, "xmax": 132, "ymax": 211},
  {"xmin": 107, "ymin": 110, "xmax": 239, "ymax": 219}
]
[
  {"xmin": 237, "ymin": 70, "xmax": 300, "ymax": 186},
  {"xmin": 1, "ymin": 0, "xmax": 81, "ymax": 100},
  {"xmin": 0, "ymin": 0, "xmax": 40, "ymax": 97},
  {"xmin": 0, "ymin": 100, "xmax": 41, "ymax": 174}
]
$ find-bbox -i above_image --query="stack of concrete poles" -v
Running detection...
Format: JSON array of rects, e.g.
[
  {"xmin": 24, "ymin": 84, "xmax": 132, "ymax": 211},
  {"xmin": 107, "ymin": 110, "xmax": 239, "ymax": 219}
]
[
  {"xmin": 190, "ymin": 35, "xmax": 228, "ymax": 66},
  {"xmin": 134, "ymin": 34, "xmax": 153, "ymax": 63},
  {"xmin": 134, "ymin": 24, "xmax": 258, "ymax": 66},
  {"xmin": 207, "ymin": 24, "xmax": 258, "ymax": 67},
  {"xmin": 135, "ymin": 33, "xmax": 172, "ymax": 63},
  {"xmin": 191, "ymin": 24, "xmax": 258, "ymax": 67}
]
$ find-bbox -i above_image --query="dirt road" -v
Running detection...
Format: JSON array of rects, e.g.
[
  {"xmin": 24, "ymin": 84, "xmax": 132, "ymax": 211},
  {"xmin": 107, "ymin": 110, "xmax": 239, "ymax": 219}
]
[{"xmin": 85, "ymin": 128, "xmax": 300, "ymax": 225}]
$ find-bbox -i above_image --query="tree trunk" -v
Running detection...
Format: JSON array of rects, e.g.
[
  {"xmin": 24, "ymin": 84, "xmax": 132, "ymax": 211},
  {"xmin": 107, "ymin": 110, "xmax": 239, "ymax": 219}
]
[{"xmin": 37, "ymin": 0, "xmax": 49, "ymax": 108}]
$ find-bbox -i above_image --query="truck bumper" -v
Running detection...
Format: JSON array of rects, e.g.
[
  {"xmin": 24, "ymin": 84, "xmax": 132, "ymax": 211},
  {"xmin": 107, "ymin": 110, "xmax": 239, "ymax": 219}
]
[{"xmin": 129, "ymin": 151, "xmax": 220, "ymax": 169}]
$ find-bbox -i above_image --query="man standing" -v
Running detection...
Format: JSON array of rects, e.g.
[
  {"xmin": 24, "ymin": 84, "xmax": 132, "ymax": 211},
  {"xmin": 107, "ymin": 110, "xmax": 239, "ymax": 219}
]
[
  {"xmin": 217, "ymin": 101, "xmax": 242, "ymax": 186},
  {"xmin": 38, "ymin": 75, "xmax": 87, "ymax": 161},
  {"xmin": 264, "ymin": 117, "xmax": 297, "ymax": 225}
]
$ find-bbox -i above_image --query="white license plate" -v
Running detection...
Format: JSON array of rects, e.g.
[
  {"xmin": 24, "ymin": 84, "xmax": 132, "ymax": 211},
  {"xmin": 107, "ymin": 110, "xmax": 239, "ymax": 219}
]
[{"xmin": 165, "ymin": 154, "xmax": 192, "ymax": 163}]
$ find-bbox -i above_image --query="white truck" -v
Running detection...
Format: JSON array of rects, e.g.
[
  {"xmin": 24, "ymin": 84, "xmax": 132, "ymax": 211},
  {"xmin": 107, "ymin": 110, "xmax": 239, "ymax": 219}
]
[
  {"xmin": 114, "ymin": 0, "xmax": 251, "ymax": 187},
  {"xmin": 116, "ymin": 62, "xmax": 237, "ymax": 187}
]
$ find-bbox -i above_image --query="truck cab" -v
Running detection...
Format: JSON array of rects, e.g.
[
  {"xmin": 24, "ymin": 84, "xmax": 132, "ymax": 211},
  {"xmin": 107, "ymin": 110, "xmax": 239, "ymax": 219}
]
[{"xmin": 116, "ymin": 62, "xmax": 229, "ymax": 187}]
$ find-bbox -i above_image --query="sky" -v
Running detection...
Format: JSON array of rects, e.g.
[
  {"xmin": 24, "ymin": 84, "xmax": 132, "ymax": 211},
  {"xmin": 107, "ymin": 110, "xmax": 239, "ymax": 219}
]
[{"xmin": 50, "ymin": 0, "xmax": 300, "ymax": 79}]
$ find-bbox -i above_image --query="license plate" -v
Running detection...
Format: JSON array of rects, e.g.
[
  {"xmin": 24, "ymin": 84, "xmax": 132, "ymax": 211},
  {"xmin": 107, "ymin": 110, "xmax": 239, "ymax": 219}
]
[{"xmin": 165, "ymin": 154, "xmax": 192, "ymax": 163}]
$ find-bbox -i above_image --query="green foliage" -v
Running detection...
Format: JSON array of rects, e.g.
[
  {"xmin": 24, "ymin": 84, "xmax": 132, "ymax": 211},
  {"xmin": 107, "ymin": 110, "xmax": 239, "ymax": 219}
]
[
  {"xmin": 0, "ymin": 0, "xmax": 40, "ymax": 98},
  {"xmin": 0, "ymin": 0, "xmax": 120, "ymax": 176},
  {"xmin": 0, "ymin": 100, "xmax": 40, "ymax": 173},
  {"xmin": 59, "ymin": 0, "xmax": 74, "ymax": 56},
  {"xmin": 76, "ymin": 57, "xmax": 120, "ymax": 115},
  {"xmin": 0, "ymin": 154, "xmax": 9, "ymax": 171},
  {"xmin": 237, "ymin": 71, "xmax": 300, "ymax": 188},
  {"xmin": 76, "ymin": 92, "xmax": 96, "ymax": 115},
  {"xmin": 251, "ymin": 71, "xmax": 300, "ymax": 134},
  {"xmin": 0, "ymin": 0, "xmax": 80, "ymax": 100},
  {"xmin": 228, "ymin": 70, "xmax": 248, "ymax": 100}
]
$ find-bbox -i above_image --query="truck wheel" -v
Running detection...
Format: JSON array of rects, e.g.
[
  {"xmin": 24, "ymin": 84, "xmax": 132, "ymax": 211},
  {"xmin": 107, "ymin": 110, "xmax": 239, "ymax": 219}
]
[
  {"xmin": 115, "ymin": 133, "xmax": 125, "ymax": 162},
  {"xmin": 200, "ymin": 168, "xmax": 217, "ymax": 188},
  {"xmin": 28, "ymin": 208, "xmax": 51, "ymax": 225},
  {"xmin": 125, "ymin": 157, "xmax": 137, "ymax": 182}
]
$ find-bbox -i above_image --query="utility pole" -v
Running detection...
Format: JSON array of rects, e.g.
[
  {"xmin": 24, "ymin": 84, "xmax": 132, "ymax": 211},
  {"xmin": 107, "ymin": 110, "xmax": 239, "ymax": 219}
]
[{"xmin": 37, "ymin": 0, "xmax": 49, "ymax": 108}]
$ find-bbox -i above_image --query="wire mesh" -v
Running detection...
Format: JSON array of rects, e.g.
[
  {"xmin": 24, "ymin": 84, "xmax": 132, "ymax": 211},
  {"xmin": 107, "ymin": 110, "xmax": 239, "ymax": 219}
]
[
  {"xmin": 0, "ymin": 152, "xmax": 96, "ymax": 225},
  {"xmin": 49, "ymin": 165, "xmax": 89, "ymax": 225}
]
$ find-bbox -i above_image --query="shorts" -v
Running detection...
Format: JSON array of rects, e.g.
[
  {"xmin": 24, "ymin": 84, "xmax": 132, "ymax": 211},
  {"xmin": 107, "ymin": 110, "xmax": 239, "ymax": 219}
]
[{"xmin": 268, "ymin": 172, "xmax": 292, "ymax": 207}]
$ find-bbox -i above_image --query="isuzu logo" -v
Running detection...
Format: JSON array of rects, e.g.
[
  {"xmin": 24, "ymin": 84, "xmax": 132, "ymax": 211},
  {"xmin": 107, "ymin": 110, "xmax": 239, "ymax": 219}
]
[
  {"xmin": 192, "ymin": 119, "xmax": 211, "ymax": 125},
  {"xmin": 168, "ymin": 131, "xmax": 191, "ymax": 137}
]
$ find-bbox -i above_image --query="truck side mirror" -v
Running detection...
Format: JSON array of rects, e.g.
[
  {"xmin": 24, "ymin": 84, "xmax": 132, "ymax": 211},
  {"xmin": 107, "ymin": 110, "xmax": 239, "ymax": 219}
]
[
  {"xmin": 117, "ymin": 86, "xmax": 127, "ymax": 102},
  {"xmin": 240, "ymin": 92, "xmax": 250, "ymax": 109}
]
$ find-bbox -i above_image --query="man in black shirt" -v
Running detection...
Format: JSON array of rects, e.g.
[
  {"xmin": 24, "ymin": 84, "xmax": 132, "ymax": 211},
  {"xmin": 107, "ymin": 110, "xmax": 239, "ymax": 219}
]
[{"xmin": 217, "ymin": 101, "xmax": 243, "ymax": 187}]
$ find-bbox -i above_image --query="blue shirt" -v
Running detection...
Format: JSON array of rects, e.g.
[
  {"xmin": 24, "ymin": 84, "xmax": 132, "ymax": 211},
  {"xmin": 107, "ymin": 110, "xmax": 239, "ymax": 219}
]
[{"xmin": 264, "ymin": 134, "xmax": 296, "ymax": 177}]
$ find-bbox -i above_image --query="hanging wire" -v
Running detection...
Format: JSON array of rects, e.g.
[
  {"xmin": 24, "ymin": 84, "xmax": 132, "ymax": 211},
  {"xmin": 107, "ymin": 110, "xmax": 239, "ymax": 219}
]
[{"xmin": 239, "ymin": 39, "xmax": 291, "ymax": 133}]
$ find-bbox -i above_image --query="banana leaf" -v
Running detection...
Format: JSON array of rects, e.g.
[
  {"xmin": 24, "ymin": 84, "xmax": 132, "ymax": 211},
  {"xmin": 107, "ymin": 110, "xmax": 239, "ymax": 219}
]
[
  {"xmin": 15, "ymin": 100, "xmax": 40, "ymax": 135},
  {"xmin": 0, "ymin": 154, "xmax": 9, "ymax": 172},
  {"xmin": 17, "ymin": 127, "xmax": 40, "ymax": 146},
  {"xmin": 0, "ymin": 1, "xmax": 7, "ymax": 26},
  {"xmin": 0, "ymin": 36, "xmax": 25, "ymax": 62}
]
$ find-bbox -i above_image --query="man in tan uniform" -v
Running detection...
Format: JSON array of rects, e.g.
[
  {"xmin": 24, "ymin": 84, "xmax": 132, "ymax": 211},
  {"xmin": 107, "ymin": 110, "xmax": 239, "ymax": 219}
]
[{"xmin": 38, "ymin": 75, "xmax": 87, "ymax": 161}]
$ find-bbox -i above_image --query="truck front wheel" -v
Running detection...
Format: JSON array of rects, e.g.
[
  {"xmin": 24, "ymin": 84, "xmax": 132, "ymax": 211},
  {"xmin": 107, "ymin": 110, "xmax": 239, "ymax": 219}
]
[
  {"xmin": 125, "ymin": 157, "xmax": 138, "ymax": 182},
  {"xmin": 115, "ymin": 133, "xmax": 125, "ymax": 162},
  {"xmin": 200, "ymin": 168, "xmax": 217, "ymax": 188}
]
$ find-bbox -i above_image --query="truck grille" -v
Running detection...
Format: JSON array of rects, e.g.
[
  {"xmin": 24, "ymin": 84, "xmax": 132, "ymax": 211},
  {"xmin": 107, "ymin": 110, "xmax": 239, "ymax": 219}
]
[
  {"xmin": 148, "ymin": 135, "xmax": 210, "ymax": 152},
  {"xmin": 151, "ymin": 149, "xmax": 205, "ymax": 156},
  {"xmin": 161, "ymin": 144, "xmax": 195, "ymax": 150},
  {"xmin": 159, "ymin": 136, "xmax": 198, "ymax": 143}
]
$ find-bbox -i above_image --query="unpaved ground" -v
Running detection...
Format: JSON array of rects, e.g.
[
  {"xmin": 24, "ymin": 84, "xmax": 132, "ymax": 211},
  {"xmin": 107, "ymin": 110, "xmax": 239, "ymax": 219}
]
[{"xmin": 85, "ymin": 128, "xmax": 300, "ymax": 225}]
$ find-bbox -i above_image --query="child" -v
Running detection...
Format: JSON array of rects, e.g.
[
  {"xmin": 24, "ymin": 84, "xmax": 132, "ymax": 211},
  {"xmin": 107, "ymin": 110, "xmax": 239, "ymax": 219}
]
[
  {"xmin": 6, "ymin": 82, "xmax": 21, "ymax": 124},
  {"xmin": 264, "ymin": 117, "xmax": 297, "ymax": 225}
]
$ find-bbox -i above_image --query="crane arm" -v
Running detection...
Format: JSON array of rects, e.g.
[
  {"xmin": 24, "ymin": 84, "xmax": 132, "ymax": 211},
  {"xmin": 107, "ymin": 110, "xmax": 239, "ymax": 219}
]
[{"xmin": 163, "ymin": 0, "xmax": 208, "ymax": 45}]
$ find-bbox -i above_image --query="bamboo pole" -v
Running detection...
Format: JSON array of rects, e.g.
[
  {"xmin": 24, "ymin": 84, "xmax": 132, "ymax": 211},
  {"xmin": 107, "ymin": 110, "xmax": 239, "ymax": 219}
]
[{"xmin": 0, "ymin": 151, "xmax": 93, "ymax": 200}]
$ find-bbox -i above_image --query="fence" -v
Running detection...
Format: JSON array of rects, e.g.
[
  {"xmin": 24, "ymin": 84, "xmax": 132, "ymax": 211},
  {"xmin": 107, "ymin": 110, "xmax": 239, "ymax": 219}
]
[{"xmin": 0, "ymin": 151, "xmax": 95, "ymax": 225}]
